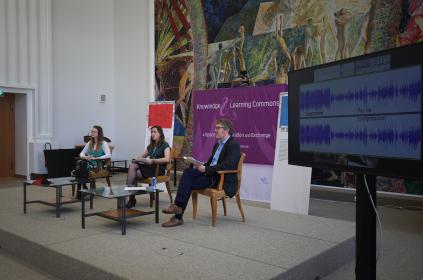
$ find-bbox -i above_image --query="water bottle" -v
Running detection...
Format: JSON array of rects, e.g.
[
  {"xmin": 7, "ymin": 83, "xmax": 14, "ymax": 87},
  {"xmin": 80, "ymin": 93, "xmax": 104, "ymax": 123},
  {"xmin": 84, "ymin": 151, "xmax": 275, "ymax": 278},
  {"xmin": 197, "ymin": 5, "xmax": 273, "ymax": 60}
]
[{"xmin": 151, "ymin": 176, "xmax": 156, "ymax": 191}]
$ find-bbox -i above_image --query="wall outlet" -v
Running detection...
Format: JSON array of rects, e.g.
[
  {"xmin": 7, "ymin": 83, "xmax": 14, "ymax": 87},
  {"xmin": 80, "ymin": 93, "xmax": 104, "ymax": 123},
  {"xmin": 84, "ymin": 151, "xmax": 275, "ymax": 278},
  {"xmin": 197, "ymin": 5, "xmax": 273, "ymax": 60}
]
[{"xmin": 99, "ymin": 94, "xmax": 106, "ymax": 103}]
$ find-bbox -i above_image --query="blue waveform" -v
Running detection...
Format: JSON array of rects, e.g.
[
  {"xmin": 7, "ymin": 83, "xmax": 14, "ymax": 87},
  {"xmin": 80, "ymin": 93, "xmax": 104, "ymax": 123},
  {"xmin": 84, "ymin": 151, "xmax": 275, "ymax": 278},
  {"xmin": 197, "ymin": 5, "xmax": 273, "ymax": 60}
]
[
  {"xmin": 300, "ymin": 80, "xmax": 421, "ymax": 112},
  {"xmin": 300, "ymin": 124, "xmax": 421, "ymax": 149},
  {"xmin": 300, "ymin": 124, "xmax": 331, "ymax": 146}
]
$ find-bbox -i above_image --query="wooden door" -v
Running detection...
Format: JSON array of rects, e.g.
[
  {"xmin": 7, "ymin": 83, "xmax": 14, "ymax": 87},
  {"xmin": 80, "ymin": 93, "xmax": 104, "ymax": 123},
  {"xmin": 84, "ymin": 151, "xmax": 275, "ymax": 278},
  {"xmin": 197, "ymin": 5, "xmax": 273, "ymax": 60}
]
[{"xmin": 0, "ymin": 94, "xmax": 15, "ymax": 177}]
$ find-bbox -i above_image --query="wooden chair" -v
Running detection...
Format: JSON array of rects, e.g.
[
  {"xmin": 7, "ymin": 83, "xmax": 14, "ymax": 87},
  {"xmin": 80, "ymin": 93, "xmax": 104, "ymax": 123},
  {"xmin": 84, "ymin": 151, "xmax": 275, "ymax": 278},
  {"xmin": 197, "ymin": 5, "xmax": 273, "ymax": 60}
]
[
  {"xmin": 192, "ymin": 152, "xmax": 246, "ymax": 226},
  {"xmin": 72, "ymin": 147, "xmax": 113, "ymax": 197},
  {"xmin": 137, "ymin": 154, "xmax": 173, "ymax": 207},
  {"xmin": 88, "ymin": 158, "xmax": 112, "ymax": 188}
]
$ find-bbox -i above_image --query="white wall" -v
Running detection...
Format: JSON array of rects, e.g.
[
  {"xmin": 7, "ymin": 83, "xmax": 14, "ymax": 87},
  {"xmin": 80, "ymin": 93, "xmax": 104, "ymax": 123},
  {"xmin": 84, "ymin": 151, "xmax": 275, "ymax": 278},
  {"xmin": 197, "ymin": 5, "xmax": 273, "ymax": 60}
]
[
  {"xmin": 52, "ymin": 0, "xmax": 115, "ymax": 148},
  {"xmin": 15, "ymin": 93, "xmax": 27, "ymax": 176},
  {"xmin": 1, "ymin": 0, "xmax": 153, "ymax": 176},
  {"xmin": 52, "ymin": 0, "xmax": 153, "ymax": 160},
  {"xmin": 0, "ymin": 0, "xmax": 53, "ymax": 176},
  {"xmin": 113, "ymin": 0, "xmax": 153, "ymax": 159}
]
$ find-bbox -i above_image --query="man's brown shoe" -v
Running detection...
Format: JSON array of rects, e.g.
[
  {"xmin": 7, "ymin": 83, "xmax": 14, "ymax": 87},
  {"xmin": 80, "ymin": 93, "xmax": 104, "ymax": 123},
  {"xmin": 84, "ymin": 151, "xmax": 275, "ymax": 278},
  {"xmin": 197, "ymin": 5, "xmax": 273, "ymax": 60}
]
[
  {"xmin": 162, "ymin": 204, "xmax": 183, "ymax": 214},
  {"xmin": 162, "ymin": 217, "xmax": 184, "ymax": 227}
]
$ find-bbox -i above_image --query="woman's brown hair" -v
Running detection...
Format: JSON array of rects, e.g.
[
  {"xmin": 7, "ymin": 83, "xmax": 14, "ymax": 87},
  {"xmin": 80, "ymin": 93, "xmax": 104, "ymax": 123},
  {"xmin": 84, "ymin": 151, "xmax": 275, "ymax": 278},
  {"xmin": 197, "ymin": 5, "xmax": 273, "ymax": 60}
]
[
  {"xmin": 89, "ymin": 125, "xmax": 104, "ymax": 151},
  {"xmin": 148, "ymin": 125, "xmax": 165, "ymax": 149}
]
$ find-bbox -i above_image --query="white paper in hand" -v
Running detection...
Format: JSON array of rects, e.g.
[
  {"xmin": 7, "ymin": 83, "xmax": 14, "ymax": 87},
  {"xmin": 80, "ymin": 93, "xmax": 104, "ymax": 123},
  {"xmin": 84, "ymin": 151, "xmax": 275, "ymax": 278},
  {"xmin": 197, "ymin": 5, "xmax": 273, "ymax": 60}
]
[{"xmin": 183, "ymin": 156, "xmax": 204, "ymax": 166}]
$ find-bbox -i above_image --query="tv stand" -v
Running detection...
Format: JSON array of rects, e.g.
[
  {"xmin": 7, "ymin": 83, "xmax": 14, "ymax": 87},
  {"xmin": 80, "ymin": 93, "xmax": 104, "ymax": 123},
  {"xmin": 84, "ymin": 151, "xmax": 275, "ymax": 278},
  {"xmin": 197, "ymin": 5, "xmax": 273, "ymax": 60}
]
[{"xmin": 355, "ymin": 173, "xmax": 377, "ymax": 279}]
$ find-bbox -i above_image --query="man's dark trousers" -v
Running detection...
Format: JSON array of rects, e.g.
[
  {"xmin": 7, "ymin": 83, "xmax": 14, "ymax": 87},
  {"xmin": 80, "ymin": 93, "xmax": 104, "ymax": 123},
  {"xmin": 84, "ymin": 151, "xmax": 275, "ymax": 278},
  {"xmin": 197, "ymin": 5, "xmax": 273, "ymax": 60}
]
[{"xmin": 174, "ymin": 168, "xmax": 214, "ymax": 211}]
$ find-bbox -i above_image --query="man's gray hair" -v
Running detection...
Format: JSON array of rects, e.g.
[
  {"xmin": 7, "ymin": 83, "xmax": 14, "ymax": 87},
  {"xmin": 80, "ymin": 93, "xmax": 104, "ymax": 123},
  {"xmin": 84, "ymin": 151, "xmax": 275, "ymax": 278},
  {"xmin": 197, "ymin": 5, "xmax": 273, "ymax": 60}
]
[{"xmin": 216, "ymin": 118, "xmax": 234, "ymax": 135}]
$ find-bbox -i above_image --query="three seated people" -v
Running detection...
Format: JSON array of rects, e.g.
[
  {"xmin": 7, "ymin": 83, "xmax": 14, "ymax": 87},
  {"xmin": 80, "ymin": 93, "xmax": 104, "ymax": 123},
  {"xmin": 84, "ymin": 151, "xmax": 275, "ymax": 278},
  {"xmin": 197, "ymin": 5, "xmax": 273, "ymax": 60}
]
[{"xmin": 77, "ymin": 118, "xmax": 240, "ymax": 228}]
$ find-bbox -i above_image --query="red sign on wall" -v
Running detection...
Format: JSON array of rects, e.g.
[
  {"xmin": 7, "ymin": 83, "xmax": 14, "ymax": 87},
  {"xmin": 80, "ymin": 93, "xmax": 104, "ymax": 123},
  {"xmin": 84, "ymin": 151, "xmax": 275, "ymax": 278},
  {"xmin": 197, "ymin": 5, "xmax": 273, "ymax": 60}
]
[{"xmin": 148, "ymin": 103, "xmax": 173, "ymax": 128}]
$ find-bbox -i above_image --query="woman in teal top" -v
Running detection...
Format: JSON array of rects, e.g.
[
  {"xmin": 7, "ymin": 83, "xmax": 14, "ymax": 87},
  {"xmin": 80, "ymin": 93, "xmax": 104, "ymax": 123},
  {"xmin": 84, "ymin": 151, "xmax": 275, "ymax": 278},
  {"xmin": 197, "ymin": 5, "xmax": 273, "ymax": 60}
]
[
  {"xmin": 79, "ymin": 125, "xmax": 112, "ymax": 169},
  {"xmin": 76, "ymin": 125, "xmax": 111, "ymax": 199},
  {"xmin": 126, "ymin": 125, "xmax": 171, "ymax": 208}
]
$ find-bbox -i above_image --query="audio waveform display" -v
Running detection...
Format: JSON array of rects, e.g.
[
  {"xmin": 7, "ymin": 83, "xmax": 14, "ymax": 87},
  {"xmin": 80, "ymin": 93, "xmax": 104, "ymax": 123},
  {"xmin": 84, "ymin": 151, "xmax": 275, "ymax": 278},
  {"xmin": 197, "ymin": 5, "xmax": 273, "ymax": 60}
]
[
  {"xmin": 300, "ymin": 65, "xmax": 421, "ymax": 117},
  {"xmin": 300, "ymin": 114, "xmax": 421, "ymax": 159}
]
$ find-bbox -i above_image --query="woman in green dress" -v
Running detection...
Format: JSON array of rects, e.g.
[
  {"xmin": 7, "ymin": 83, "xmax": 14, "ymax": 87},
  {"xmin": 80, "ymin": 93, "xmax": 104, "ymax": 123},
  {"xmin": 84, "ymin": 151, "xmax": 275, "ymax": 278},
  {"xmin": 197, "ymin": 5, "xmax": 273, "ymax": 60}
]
[
  {"xmin": 126, "ymin": 125, "xmax": 171, "ymax": 208},
  {"xmin": 76, "ymin": 125, "xmax": 111, "ymax": 198},
  {"xmin": 80, "ymin": 125, "xmax": 112, "ymax": 168}
]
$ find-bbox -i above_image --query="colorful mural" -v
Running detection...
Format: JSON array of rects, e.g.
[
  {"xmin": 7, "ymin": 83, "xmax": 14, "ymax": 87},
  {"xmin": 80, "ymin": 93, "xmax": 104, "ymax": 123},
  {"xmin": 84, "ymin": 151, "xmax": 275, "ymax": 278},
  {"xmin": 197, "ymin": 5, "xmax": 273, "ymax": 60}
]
[
  {"xmin": 154, "ymin": 0, "xmax": 194, "ymax": 155},
  {"xmin": 155, "ymin": 0, "xmax": 423, "ymax": 194}
]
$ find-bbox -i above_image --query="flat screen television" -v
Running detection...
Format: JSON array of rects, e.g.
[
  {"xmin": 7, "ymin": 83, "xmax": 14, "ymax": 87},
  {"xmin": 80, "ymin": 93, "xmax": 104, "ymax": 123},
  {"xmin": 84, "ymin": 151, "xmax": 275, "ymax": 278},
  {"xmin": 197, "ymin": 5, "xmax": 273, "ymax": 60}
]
[{"xmin": 288, "ymin": 42, "xmax": 423, "ymax": 180}]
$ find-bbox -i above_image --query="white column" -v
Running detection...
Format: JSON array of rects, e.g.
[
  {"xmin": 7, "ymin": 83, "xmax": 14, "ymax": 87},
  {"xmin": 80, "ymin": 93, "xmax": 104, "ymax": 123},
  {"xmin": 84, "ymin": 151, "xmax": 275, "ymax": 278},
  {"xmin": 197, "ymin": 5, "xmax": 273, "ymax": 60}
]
[{"xmin": 0, "ymin": 0, "xmax": 53, "ymax": 176}]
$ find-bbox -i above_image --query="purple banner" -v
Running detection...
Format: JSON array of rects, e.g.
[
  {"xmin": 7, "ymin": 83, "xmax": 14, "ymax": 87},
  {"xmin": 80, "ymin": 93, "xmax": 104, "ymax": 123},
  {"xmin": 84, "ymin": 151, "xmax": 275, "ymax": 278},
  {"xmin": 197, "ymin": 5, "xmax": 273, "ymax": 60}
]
[{"xmin": 193, "ymin": 84, "xmax": 287, "ymax": 165}]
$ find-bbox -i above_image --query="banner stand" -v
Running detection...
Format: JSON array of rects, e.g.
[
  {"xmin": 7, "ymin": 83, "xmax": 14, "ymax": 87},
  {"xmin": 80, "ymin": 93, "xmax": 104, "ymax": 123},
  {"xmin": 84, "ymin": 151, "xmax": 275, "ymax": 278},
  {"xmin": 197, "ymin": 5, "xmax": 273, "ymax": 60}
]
[
  {"xmin": 143, "ymin": 101, "xmax": 175, "ymax": 192},
  {"xmin": 270, "ymin": 93, "xmax": 312, "ymax": 214}
]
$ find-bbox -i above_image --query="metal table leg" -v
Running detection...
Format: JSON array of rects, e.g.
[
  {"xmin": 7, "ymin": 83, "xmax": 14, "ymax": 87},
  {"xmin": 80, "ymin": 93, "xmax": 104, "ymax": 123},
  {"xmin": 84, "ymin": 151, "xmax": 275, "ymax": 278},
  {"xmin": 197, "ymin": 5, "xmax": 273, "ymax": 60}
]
[
  {"xmin": 81, "ymin": 192, "xmax": 85, "ymax": 229},
  {"xmin": 90, "ymin": 193, "xmax": 93, "ymax": 210},
  {"xmin": 155, "ymin": 190, "xmax": 159, "ymax": 223},
  {"xmin": 23, "ymin": 183, "xmax": 27, "ymax": 214},
  {"xmin": 56, "ymin": 187, "xmax": 61, "ymax": 218},
  {"xmin": 89, "ymin": 190, "xmax": 93, "ymax": 209},
  {"xmin": 119, "ymin": 197, "xmax": 127, "ymax": 235}
]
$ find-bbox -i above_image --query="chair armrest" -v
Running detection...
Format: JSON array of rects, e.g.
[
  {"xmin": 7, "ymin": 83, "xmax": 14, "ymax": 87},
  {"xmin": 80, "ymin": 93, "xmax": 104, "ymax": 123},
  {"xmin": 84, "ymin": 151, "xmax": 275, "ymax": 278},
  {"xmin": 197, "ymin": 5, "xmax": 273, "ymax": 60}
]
[
  {"xmin": 215, "ymin": 170, "xmax": 238, "ymax": 191},
  {"xmin": 94, "ymin": 158, "xmax": 110, "ymax": 162},
  {"xmin": 91, "ymin": 158, "xmax": 111, "ymax": 172},
  {"xmin": 75, "ymin": 157, "xmax": 109, "ymax": 163},
  {"xmin": 217, "ymin": 170, "xmax": 238, "ymax": 174}
]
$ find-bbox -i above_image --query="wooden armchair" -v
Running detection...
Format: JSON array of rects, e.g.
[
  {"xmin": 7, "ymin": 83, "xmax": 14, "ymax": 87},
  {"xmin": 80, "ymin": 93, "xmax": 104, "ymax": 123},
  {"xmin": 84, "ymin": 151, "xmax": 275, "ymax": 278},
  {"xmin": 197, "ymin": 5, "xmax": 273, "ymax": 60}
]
[
  {"xmin": 192, "ymin": 152, "xmax": 246, "ymax": 226},
  {"xmin": 88, "ymin": 158, "xmax": 112, "ymax": 187},
  {"xmin": 71, "ymin": 146, "xmax": 113, "ymax": 197},
  {"xmin": 136, "ymin": 155, "xmax": 173, "ymax": 207}
]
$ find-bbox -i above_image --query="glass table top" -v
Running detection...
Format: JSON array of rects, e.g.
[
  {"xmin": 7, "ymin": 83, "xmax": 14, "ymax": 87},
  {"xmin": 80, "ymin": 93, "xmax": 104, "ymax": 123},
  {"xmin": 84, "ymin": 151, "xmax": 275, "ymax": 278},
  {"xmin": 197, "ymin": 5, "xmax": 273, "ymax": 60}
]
[
  {"xmin": 80, "ymin": 185, "xmax": 163, "ymax": 198},
  {"xmin": 24, "ymin": 177, "xmax": 88, "ymax": 187}
]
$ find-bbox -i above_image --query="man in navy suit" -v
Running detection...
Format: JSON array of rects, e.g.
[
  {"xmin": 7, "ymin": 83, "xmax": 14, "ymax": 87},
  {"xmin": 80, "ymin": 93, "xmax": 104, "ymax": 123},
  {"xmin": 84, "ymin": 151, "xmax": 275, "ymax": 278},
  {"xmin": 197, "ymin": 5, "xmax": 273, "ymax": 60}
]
[{"xmin": 162, "ymin": 118, "xmax": 241, "ymax": 227}]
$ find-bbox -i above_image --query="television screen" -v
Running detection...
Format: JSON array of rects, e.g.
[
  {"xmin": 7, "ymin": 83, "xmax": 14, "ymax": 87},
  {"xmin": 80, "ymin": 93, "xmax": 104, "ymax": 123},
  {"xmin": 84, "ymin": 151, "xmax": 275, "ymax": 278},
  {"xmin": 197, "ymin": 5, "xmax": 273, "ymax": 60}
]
[{"xmin": 288, "ymin": 42, "xmax": 423, "ymax": 179}]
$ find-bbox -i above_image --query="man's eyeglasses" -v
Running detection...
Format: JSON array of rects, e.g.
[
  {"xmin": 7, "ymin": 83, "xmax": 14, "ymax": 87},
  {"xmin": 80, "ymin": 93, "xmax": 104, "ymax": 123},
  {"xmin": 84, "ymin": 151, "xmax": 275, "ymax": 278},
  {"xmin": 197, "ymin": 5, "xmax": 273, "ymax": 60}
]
[{"xmin": 215, "ymin": 126, "xmax": 225, "ymax": 130}]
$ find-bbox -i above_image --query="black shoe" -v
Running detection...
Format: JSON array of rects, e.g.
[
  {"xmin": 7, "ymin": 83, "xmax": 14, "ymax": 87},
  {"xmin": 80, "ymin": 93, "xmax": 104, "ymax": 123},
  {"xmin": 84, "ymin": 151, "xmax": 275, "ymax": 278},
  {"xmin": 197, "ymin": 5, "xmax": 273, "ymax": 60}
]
[{"xmin": 126, "ymin": 197, "xmax": 136, "ymax": 208}]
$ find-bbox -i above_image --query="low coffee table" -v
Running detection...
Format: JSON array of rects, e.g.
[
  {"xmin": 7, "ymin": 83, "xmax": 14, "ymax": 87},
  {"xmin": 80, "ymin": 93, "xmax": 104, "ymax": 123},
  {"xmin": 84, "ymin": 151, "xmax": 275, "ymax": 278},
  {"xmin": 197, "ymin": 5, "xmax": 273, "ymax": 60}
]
[
  {"xmin": 23, "ymin": 177, "xmax": 91, "ymax": 218},
  {"xmin": 81, "ymin": 185, "xmax": 163, "ymax": 235}
]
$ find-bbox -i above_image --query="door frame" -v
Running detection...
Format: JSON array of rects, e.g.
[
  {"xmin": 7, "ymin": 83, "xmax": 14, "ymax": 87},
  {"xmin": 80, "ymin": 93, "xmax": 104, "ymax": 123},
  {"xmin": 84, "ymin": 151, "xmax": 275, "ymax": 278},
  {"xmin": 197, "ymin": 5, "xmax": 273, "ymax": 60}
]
[
  {"xmin": 0, "ymin": 94, "xmax": 15, "ymax": 176},
  {"xmin": 0, "ymin": 84, "xmax": 35, "ymax": 178}
]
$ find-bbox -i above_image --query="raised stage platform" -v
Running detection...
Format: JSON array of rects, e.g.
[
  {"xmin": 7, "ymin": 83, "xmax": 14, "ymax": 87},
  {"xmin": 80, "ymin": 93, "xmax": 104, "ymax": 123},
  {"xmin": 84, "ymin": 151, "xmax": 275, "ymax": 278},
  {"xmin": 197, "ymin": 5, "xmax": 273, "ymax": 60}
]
[{"xmin": 0, "ymin": 183, "xmax": 355, "ymax": 280}]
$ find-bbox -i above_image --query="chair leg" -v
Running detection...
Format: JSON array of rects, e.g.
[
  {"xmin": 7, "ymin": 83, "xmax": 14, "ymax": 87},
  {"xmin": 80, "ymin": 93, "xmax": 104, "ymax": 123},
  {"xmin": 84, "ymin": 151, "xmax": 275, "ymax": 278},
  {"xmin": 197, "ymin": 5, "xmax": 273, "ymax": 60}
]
[
  {"xmin": 106, "ymin": 176, "xmax": 111, "ymax": 187},
  {"xmin": 192, "ymin": 192, "xmax": 198, "ymax": 219},
  {"xmin": 222, "ymin": 197, "xmax": 227, "ymax": 216},
  {"xmin": 235, "ymin": 193, "xmax": 245, "ymax": 222},
  {"xmin": 210, "ymin": 195, "xmax": 217, "ymax": 226},
  {"xmin": 90, "ymin": 181, "xmax": 96, "ymax": 189},
  {"xmin": 165, "ymin": 182, "xmax": 173, "ymax": 203},
  {"xmin": 149, "ymin": 193, "xmax": 154, "ymax": 208},
  {"xmin": 72, "ymin": 184, "xmax": 75, "ymax": 197}
]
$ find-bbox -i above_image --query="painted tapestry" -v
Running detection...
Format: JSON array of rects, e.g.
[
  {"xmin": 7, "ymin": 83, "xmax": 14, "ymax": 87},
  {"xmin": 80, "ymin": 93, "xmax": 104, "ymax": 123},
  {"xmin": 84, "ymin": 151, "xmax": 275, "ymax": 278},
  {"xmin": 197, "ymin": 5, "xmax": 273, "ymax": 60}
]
[{"xmin": 155, "ymin": 0, "xmax": 423, "ymax": 193}]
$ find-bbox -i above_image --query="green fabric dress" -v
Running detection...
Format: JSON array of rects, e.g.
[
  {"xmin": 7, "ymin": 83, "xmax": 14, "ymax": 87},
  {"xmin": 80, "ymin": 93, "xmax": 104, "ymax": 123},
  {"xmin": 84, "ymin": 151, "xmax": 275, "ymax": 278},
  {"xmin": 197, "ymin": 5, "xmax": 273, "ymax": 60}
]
[
  {"xmin": 147, "ymin": 141, "xmax": 170, "ymax": 174},
  {"xmin": 87, "ymin": 146, "xmax": 106, "ymax": 170}
]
